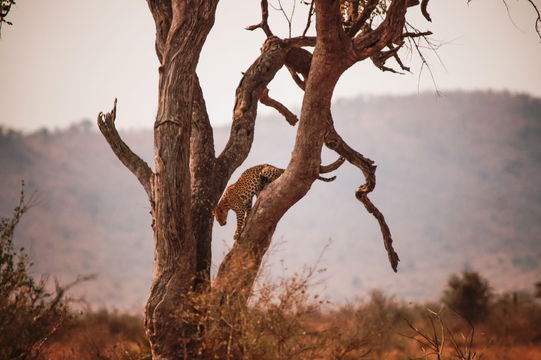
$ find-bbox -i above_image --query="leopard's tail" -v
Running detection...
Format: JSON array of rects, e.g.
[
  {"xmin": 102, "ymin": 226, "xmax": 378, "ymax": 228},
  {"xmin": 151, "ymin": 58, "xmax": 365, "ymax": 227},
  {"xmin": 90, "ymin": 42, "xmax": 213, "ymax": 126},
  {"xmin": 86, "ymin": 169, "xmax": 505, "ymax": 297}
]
[{"xmin": 317, "ymin": 175, "xmax": 336, "ymax": 182}]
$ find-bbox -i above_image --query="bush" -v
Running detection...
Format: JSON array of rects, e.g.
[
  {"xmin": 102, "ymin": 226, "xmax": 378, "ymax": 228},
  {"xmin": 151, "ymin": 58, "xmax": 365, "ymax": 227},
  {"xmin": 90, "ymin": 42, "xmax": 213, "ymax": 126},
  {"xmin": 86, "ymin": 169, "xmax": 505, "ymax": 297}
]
[
  {"xmin": 0, "ymin": 186, "xmax": 69, "ymax": 359},
  {"xmin": 441, "ymin": 271, "xmax": 491, "ymax": 324}
]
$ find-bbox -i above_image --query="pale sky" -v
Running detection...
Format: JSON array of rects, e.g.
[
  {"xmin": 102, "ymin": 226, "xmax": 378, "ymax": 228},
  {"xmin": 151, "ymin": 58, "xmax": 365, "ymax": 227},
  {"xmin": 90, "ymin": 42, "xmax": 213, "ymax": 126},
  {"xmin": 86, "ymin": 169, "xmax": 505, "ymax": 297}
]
[{"xmin": 0, "ymin": 0, "xmax": 540, "ymax": 131}]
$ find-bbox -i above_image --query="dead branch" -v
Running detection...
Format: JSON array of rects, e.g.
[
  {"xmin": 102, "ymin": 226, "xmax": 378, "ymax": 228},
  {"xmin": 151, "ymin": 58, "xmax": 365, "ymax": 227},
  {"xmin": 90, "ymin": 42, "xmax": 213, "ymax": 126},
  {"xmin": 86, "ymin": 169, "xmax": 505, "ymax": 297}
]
[
  {"xmin": 280, "ymin": 36, "xmax": 399, "ymax": 271},
  {"xmin": 324, "ymin": 120, "xmax": 399, "ymax": 272},
  {"xmin": 403, "ymin": 30, "xmax": 433, "ymax": 38},
  {"xmin": 245, "ymin": 0, "xmax": 273, "ymax": 37},
  {"xmin": 97, "ymin": 99, "xmax": 154, "ymax": 199},
  {"xmin": 319, "ymin": 156, "xmax": 345, "ymax": 173},
  {"xmin": 259, "ymin": 88, "xmax": 298, "ymax": 126},
  {"xmin": 404, "ymin": 308, "xmax": 479, "ymax": 360}
]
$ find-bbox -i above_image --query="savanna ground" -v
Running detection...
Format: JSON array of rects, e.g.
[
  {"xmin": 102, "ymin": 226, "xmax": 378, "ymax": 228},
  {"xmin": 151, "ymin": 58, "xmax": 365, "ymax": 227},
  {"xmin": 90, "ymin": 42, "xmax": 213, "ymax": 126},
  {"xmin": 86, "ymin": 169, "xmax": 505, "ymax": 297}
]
[
  {"xmin": 37, "ymin": 285, "xmax": 541, "ymax": 360},
  {"xmin": 2, "ymin": 193, "xmax": 541, "ymax": 360}
]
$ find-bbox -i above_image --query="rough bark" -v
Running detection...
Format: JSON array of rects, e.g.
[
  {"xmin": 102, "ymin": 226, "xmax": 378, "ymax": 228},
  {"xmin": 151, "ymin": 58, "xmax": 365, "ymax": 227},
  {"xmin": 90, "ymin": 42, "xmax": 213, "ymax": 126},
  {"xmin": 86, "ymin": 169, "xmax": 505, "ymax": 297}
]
[
  {"xmin": 190, "ymin": 75, "xmax": 218, "ymax": 289},
  {"xmin": 145, "ymin": 2, "xmax": 220, "ymax": 359}
]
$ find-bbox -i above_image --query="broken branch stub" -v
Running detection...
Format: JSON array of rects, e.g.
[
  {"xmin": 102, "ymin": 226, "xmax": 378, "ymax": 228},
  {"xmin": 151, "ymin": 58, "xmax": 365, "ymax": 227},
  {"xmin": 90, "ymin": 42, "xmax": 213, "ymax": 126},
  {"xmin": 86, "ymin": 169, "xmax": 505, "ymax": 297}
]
[{"xmin": 96, "ymin": 99, "xmax": 154, "ymax": 199}]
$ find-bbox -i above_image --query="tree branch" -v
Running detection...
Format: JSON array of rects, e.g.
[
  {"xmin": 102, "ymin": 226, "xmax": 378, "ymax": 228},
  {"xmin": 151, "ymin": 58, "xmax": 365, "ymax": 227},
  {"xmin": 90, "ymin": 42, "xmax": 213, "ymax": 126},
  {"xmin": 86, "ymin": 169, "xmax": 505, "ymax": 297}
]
[
  {"xmin": 245, "ymin": 0, "xmax": 273, "ymax": 37},
  {"xmin": 216, "ymin": 36, "xmax": 288, "ymax": 178},
  {"xmin": 421, "ymin": 0, "xmax": 432, "ymax": 22},
  {"xmin": 283, "ymin": 36, "xmax": 317, "ymax": 48},
  {"xmin": 275, "ymin": 34, "xmax": 398, "ymax": 270},
  {"xmin": 97, "ymin": 99, "xmax": 154, "ymax": 199},
  {"xmin": 525, "ymin": 0, "xmax": 541, "ymax": 39},
  {"xmin": 403, "ymin": 30, "xmax": 433, "ymax": 38},
  {"xmin": 302, "ymin": 0, "xmax": 315, "ymax": 37},
  {"xmin": 347, "ymin": 0, "xmax": 379, "ymax": 37},
  {"xmin": 352, "ymin": 0, "xmax": 410, "ymax": 61},
  {"xmin": 319, "ymin": 156, "xmax": 345, "ymax": 173},
  {"xmin": 259, "ymin": 88, "xmax": 298, "ymax": 126},
  {"xmin": 324, "ymin": 118, "xmax": 399, "ymax": 272},
  {"xmin": 371, "ymin": 44, "xmax": 412, "ymax": 73}
]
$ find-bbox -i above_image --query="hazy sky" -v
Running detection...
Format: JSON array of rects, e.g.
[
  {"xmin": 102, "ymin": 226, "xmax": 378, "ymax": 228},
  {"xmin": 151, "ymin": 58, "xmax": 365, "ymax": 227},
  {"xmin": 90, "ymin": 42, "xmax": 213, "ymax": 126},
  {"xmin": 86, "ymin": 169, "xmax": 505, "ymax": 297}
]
[{"xmin": 1, "ymin": 0, "xmax": 540, "ymax": 131}]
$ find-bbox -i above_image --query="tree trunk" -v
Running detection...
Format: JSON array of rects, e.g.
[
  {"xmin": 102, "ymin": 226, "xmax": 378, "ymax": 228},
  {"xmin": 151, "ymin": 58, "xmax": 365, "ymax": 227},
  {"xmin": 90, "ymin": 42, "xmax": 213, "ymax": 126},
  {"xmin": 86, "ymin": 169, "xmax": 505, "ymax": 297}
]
[{"xmin": 144, "ymin": 2, "xmax": 220, "ymax": 359}]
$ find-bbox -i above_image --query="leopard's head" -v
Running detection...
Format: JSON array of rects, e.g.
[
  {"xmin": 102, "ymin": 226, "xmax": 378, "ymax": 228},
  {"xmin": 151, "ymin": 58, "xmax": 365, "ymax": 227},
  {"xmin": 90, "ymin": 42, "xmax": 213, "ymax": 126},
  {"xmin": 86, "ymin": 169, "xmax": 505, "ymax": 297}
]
[
  {"xmin": 214, "ymin": 189, "xmax": 231, "ymax": 226},
  {"xmin": 213, "ymin": 203, "xmax": 228, "ymax": 226}
]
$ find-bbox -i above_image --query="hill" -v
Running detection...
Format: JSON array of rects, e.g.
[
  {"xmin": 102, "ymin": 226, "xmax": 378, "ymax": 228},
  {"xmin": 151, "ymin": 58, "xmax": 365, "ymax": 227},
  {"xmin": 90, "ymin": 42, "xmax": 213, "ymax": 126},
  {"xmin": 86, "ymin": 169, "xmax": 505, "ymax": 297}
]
[{"xmin": 1, "ymin": 91, "xmax": 540, "ymax": 310}]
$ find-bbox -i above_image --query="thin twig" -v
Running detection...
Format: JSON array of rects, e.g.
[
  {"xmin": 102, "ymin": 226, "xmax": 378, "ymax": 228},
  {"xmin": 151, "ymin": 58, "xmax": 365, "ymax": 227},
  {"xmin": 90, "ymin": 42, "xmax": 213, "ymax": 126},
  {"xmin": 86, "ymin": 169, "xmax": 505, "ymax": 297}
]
[
  {"xmin": 302, "ymin": 0, "xmax": 315, "ymax": 37},
  {"xmin": 277, "ymin": 0, "xmax": 293, "ymax": 38},
  {"xmin": 525, "ymin": 0, "xmax": 541, "ymax": 39}
]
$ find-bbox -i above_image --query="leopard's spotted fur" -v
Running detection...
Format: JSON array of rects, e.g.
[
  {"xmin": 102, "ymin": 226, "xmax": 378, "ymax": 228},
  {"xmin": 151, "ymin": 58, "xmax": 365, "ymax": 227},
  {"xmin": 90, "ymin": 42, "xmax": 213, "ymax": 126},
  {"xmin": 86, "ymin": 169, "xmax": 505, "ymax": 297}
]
[{"xmin": 213, "ymin": 164, "xmax": 336, "ymax": 239}]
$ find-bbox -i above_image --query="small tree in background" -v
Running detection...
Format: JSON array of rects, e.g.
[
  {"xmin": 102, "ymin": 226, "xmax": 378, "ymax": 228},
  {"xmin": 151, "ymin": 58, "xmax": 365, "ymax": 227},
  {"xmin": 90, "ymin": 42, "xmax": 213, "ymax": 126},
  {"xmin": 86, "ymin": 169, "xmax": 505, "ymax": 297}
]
[
  {"xmin": 441, "ymin": 271, "xmax": 491, "ymax": 325},
  {"xmin": 534, "ymin": 281, "xmax": 541, "ymax": 299}
]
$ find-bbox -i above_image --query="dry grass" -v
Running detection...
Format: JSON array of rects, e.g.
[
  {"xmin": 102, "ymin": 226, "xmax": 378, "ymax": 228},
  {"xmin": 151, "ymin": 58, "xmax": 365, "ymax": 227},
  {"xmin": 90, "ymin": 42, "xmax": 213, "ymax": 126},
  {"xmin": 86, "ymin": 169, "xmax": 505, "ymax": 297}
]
[
  {"xmin": 34, "ymin": 275, "xmax": 541, "ymax": 360},
  {"xmin": 38, "ymin": 310, "xmax": 149, "ymax": 360}
]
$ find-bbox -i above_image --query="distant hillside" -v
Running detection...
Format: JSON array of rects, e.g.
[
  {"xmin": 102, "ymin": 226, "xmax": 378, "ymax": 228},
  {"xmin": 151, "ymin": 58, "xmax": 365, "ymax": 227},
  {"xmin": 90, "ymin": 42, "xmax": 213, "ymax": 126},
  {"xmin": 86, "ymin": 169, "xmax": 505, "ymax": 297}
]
[{"xmin": 1, "ymin": 91, "xmax": 540, "ymax": 310}]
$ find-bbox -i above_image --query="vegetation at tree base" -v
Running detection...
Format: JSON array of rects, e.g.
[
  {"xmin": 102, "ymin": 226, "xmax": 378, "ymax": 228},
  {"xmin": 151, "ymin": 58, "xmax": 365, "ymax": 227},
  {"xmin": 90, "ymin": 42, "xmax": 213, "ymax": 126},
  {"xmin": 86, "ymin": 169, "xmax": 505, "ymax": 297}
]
[
  {"xmin": 0, "ymin": 186, "xmax": 69, "ymax": 359},
  {"xmin": 31, "ymin": 274, "xmax": 541, "ymax": 360},
  {"xmin": 441, "ymin": 271, "xmax": 491, "ymax": 324}
]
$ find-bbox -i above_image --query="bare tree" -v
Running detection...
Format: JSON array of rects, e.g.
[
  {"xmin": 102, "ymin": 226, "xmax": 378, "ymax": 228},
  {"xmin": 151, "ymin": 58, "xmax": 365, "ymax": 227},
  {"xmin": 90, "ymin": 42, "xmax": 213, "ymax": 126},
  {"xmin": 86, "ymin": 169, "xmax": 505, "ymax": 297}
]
[{"xmin": 96, "ymin": 0, "xmax": 539, "ymax": 359}]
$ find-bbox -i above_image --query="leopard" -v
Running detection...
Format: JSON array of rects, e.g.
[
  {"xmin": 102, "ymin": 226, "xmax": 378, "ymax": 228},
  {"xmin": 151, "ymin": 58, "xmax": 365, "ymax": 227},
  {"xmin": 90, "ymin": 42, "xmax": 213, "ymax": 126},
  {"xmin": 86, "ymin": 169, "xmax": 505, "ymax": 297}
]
[{"xmin": 213, "ymin": 164, "xmax": 336, "ymax": 240}]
